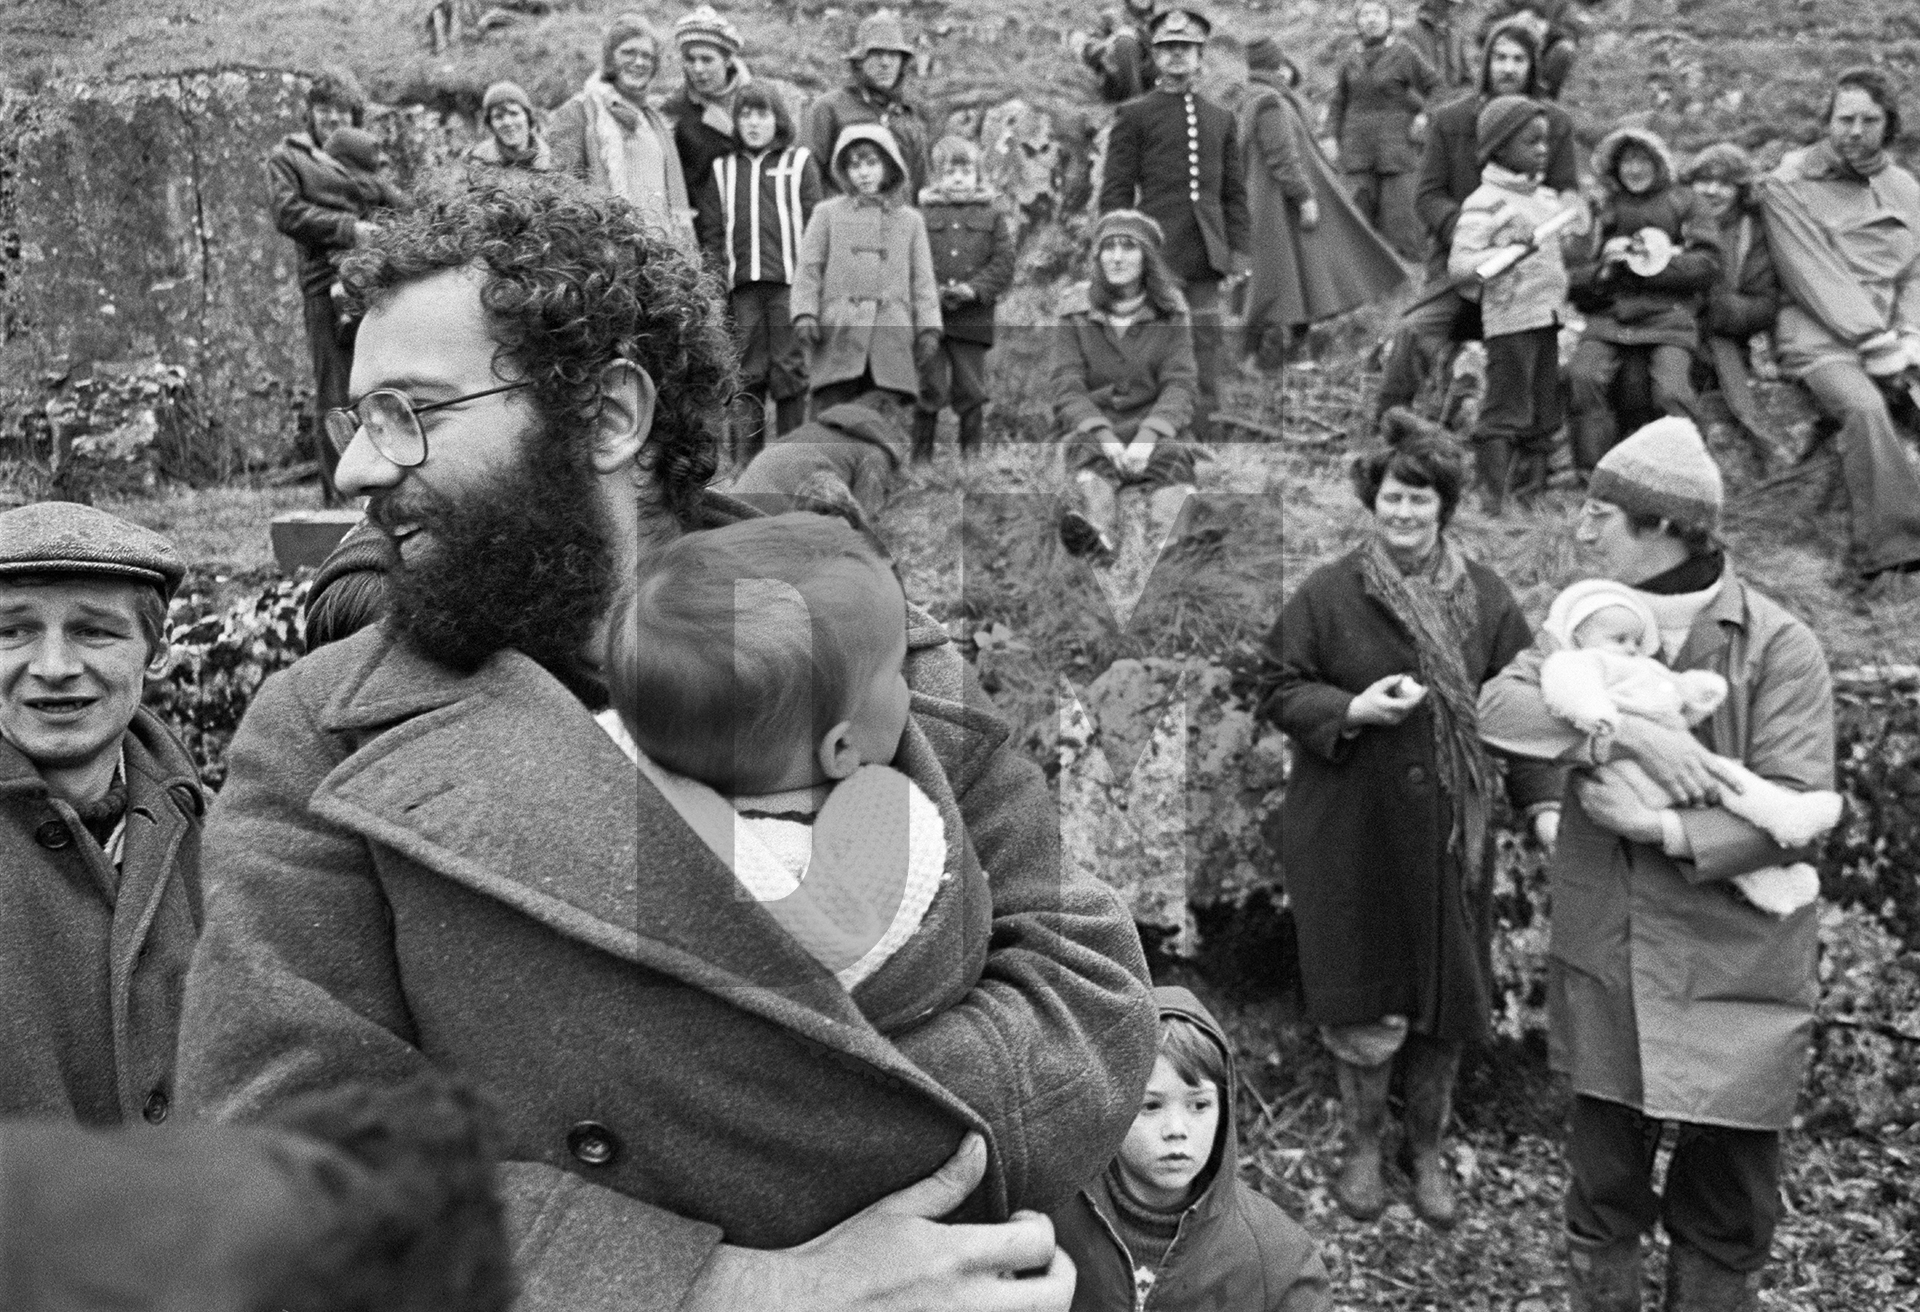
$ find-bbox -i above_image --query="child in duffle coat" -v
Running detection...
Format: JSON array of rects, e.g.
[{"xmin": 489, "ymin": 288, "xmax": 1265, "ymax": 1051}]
[
  {"xmin": 792, "ymin": 123, "xmax": 943, "ymax": 416},
  {"xmin": 913, "ymin": 136, "xmax": 1017, "ymax": 463},
  {"xmin": 1051, "ymin": 986, "xmax": 1333, "ymax": 1312},
  {"xmin": 1052, "ymin": 209, "xmax": 1200, "ymax": 566},
  {"xmin": 1448, "ymin": 96, "xmax": 1589, "ymax": 514},
  {"xmin": 695, "ymin": 83, "xmax": 823, "ymax": 463},
  {"xmin": 1566, "ymin": 126, "xmax": 1723, "ymax": 474}
]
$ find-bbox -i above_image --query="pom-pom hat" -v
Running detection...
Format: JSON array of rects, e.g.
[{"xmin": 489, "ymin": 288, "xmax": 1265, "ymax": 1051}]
[
  {"xmin": 1588, "ymin": 417, "xmax": 1725, "ymax": 536},
  {"xmin": 675, "ymin": 5, "xmax": 743, "ymax": 56}
]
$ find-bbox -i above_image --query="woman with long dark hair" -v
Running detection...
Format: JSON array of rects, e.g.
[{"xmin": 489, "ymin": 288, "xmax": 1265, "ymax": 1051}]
[{"xmin": 1050, "ymin": 210, "xmax": 1200, "ymax": 563}]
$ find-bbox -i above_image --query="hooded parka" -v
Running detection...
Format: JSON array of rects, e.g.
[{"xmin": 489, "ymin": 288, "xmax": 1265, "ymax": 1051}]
[
  {"xmin": 0, "ymin": 708, "xmax": 204, "ymax": 1125},
  {"xmin": 791, "ymin": 124, "xmax": 942, "ymax": 396},
  {"xmin": 1051, "ymin": 987, "xmax": 1332, "ymax": 1312},
  {"xmin": 1479, "ymin": 570, "xmax": 1832, "ymax": 1130},
  {"xmin": 1570, "ymin": 129, "xmax": 1723, "ymax": 351}
]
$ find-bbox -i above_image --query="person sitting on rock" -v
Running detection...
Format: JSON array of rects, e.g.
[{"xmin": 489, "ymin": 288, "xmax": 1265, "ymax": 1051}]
[
  {"xmin": 914, "ymin": 136, "xmax": 1016, "ymax": 463},
  {"xmin": 1052, "ymin": 209, "xmax": 1200, "ymax": 565},
  {"xmin": 1076, "ymin": 0, "xmax": 1160, "ymax": 104},
  {"xmin": 1565, "ymin": 127, "xmax": 1722, "ymax": 477},
  {"xmin": 465, "ymin": 81, "xmax": 552, "ymax": 172}
]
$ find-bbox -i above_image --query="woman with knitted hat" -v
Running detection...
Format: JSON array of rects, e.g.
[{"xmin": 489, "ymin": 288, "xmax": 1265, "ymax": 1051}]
[
  {"xmin": 1480, "ymin": 416, "xmax": 1835, "ymax": 1311},
  {"xmin": 1235, "ymin": 33, "xmax": 1407, "ymax": 371},
  {"xmin": 663, "ymin": 6, "xmax": 801, "ymax": 199},
  {"xmin": 466, "ymin": 81, "xmax": 551, "ymax": 172},
  {"xmin": 1050, "ymin": 210, "xmax": 1201, "ymax": 564},
  {"xmin": 1673, "ymin": 142, "xmax": 1779, "ymax": 472},
  {"xmin": 548, "ymin": 14, "xmax": 698, "ymax": 253},
  {"xmin": 1259, "ymin": 432, "xmax": 1562, "ymax": 1230}
]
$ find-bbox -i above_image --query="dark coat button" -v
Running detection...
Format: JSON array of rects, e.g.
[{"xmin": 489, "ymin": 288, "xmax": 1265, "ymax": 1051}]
[
  {"xmin": 567, "ymin": 1121, "xmax": 618, "ymax": 1166},
  {"xmin": 142, "ymin": 1089, "xmax": 169, "ymax": 1123},
  {"xmin": 1406, "ymin": 764, "xmax": 1428, "ymax": 785},
  {"xmin": 35, "ymin": 820, "xmax": 72, "ymax": 850}
]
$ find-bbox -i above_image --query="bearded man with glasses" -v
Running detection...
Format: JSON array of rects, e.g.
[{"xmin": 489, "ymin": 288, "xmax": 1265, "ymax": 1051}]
[{"xmin": 176, "ymin": 172, "xmax": 1152, "ymax": 1312}]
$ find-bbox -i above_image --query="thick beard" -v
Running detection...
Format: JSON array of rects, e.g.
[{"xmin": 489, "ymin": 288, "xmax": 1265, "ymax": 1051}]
[{"xmin": 376, "ymin": 417, "xmax": 616, "ymax": 705}]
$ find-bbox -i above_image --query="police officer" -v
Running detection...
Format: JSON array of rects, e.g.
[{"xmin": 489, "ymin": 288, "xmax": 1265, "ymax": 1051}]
[
  {"xmin": 0, "ymin": 502, "xmax": 203, "ymax": 1125},
  {"xmin": 1098, "ymin": 7, "xmax": 1249, "ymax": 440}
]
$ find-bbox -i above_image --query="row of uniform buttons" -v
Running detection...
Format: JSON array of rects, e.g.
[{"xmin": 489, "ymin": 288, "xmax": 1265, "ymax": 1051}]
[{"xmin": 1186, "ymin": 93, "xmax": 1202, "ymax": 203}]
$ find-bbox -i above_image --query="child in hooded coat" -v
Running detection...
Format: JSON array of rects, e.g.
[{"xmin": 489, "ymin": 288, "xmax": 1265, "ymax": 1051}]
[
  {"xmin": 1566, "ymin": 127, "xmax": 1723, "ymax": 474},
  {"xmin": 1052, "ymin": 986, "xmax": 1333, "ymax": 1312},
  {"xmin": 792, "ymin": 123, "xmax": 943, "ymax": 415}
]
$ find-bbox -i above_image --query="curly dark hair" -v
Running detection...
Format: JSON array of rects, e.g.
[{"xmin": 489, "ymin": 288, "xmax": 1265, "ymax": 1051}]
[
  {"xmin": 1351, "ymin": 433, "xmax": 1467, "ymax": 528},
  {"xmin": 339, "ymin": 171, "xmax": 735, "ymax": 526}
]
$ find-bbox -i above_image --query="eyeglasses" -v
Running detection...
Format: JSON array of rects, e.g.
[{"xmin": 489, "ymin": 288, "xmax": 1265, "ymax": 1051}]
[{"xmin": 325, "ymin": 381, "xmax": 532, "ymax": 467}]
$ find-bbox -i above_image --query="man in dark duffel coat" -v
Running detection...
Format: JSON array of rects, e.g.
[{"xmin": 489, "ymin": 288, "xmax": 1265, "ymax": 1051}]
[
  {"xmin": 1099, "ymin": 7, "xmax": 1249, "ymax": 441},
  {"xmin": 176, "ymin": 174, "xmax": 1154, "ymax": 1312},
  {"xmin": 0, "ymin": 503, "xmax": 203, "ymax": 1127},
  {"xmin": 1372, "ymin": 21, "xmax": 1577, "ymax": 429}
]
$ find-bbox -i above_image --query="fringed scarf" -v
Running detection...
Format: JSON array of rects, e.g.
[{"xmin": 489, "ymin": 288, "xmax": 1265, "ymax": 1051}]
[{"xmin": 1356, "ymin": 534, "xmax": 1498, "ymax": 879}]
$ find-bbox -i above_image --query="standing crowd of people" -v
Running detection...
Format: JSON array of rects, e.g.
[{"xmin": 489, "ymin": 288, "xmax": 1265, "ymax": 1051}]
[{"xmin": 0, "ymin": 1, "xmax": 1900, "ymax": 1310}]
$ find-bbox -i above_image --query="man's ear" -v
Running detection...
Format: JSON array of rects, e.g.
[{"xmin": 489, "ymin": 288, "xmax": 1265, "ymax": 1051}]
[
  {"xmin": 590, "ymin": 358, "xmax": 660, "ymax": 476},
  {"xmin": 816, "ymin": 722, "xmax": 862, "ymax": 782}
]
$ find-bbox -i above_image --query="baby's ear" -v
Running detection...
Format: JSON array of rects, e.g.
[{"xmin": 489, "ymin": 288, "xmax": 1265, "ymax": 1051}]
[{"xmin": 817, "ymin": 722, "xmax": 862, "ymax": 781}]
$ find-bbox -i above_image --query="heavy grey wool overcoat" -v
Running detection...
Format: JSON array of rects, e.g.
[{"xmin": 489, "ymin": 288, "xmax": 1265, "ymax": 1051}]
[{"xmin": 177, "ymin": 613, "xmax": 1155, "ymax": 1310}]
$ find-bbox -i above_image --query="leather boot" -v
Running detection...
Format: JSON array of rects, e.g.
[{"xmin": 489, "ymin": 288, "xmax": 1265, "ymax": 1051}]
[
  {"xmin": 956, "ymin": 407, "xmax": 985, "ymax": 460},
  {"xmin": 1566, "ymin": 1235, "xmax": 1644, "ymax": 1312},
  {"xmin": 1333, "ymin": 1058, "xmax": 1392, "ymax": 1221},
  {"xmin": 1059, "ymin": 472, "xmax": 1119, "ymax": 564},
  {"xmin": 1401, "ymin": 1035, "xmax": 1461, "ymax": 1229},
  {"xmin": 1473, "ymin": 438, "xmax": 1512, "ymax": 517},
  {"xmin": 774, "ymin": 394, "xmax": 808, "ymax": 437},
  {"xmin": 911, "ymin": 409, "xmax": 939, "ymax": 464},
  {"xmin": 1661, "ymin": 1243, "xmax": 1758, "ymax": 1312}
]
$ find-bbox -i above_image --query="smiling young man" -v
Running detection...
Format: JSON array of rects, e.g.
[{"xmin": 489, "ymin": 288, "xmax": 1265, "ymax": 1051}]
[
  {"xmin": 177, "ymin": 173, "xmax": 1154, "ymax": 1312},
  {"xmin": 1478, "ymin": 419, "xmax": 1834, "ymax": 1312},
  {"xmin": 0, "ymin": 502, "xmax": 203, "ymax": 1126}
]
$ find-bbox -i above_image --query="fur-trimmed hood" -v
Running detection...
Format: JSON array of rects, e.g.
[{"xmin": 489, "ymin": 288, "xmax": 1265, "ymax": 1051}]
[
  {"xmin": 917, "ymin": 177, "xmax": 1000, "ymax": 206},
  {"xmin": 1593, "ymin": 126, "xmax": 1678, "ymax": 197}
]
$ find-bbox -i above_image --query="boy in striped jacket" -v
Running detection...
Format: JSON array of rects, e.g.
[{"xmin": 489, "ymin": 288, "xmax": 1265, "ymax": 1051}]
[{"xmin": 695, "ymin": 83, "xmax": 823, "ymax": 462}]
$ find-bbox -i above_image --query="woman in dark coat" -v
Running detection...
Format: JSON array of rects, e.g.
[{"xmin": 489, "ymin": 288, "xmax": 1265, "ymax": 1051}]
[
  {"xmin": 1259, "ymin": 436, "xmax": 1560, "ymax": 1228},
  {"xmin": 1684, "ymin": 142, "xmax": 1781, "ymax": 473}
]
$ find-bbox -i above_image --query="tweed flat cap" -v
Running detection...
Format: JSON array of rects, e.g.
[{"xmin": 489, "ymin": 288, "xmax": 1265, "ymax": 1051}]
[{"xmin": 0, "ymin": 502, "xmax": 186, "ymax": 598}]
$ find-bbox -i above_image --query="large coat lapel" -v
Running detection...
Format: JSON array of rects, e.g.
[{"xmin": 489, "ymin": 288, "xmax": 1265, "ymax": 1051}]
[{"xmin": 310, "ymin": 644, "xmax": 870, "ymax": 1034}]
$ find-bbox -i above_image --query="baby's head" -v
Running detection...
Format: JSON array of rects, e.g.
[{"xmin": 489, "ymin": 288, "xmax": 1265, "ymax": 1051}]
[
  {"xmin": 1545, "ymin": 578, "xmax": 1660, "ymax": 657},
  {"xmin": 1572, "ymin": 603, "xmax": 1649, "ymax": 656},
  {"xmin": 607, "ymin": 514, "xmax": 909, "ymax": 795},
  {"xmin": 323, "ymin": 125, "xmax": 385, "ymax": 175}
]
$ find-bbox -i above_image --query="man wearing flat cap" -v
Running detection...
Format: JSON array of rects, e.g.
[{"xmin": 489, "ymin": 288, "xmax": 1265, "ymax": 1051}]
[
  {"xmin": 0, "ymin": 502, "xmax": 204, "ymax": 1127},
  {"xmin": 1099, "ymin": 6, "xmax": 1249, "ymax": 441}
]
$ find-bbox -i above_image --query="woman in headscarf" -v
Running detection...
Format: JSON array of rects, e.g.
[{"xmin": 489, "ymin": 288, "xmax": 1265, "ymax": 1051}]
[
  {"xmin": 1257, "ymin": 435, "xmax": 1560, "ymax": 1230},
  {"xmin": 465, "ymin": 81, "xmax": 552, "ymax": 172},
  {"xmin": 1235, "ymin": 35, "xmax": 1408, "ymax": 370},
  {"xmin": 548, "ymin": 13, "xmax": 697, "ymax": 253}
]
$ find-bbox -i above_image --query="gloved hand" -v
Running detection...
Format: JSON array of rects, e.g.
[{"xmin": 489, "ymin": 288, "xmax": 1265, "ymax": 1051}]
[
  {"xmin": 1732, "ymin": 864, "xmax": 1821, "ymax": 919},
  {"xmin": 792, "ymin": 316, "xmax": 820, "ymax": 351},
  {"xmin": 1298, "ymin": 197, "xmax": 1320, "ymax": 231},
  {"xmin": 914, "ymin": 330, "xmax": 943, "ymax": 368}
]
